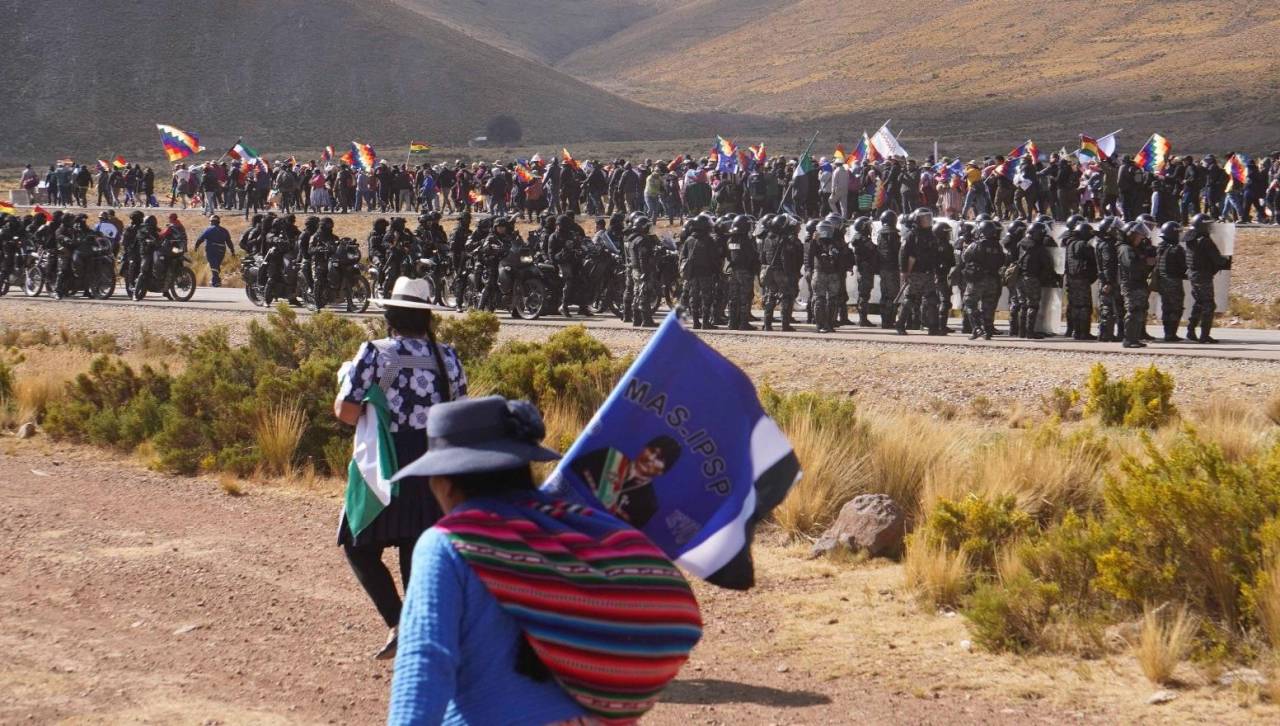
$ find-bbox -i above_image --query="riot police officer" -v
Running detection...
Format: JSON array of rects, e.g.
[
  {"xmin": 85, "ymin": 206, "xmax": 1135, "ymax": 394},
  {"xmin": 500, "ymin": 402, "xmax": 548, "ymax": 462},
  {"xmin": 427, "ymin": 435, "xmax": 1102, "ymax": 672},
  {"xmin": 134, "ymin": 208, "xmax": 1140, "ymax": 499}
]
[
  {"xmin": 726, "ymin": 214, "xmax": 761, "ymax": 330},
  {"xmin": 1117, "ymin": 221, "xmax": 1153, "ymax": 348},
  {"xmin": 627, "ymin": 215, "xmax": 660, "ymax": 328},
  {"xmin": 1065, "ymin": 223, "xmax": 1099, "ymax": 340},
  {"xmin": 961, "ymin": 220, "xmax": 1006, "ymax": 340},
  {"xmin": 548, "ymin": 214, "xmax": 591, "ymax": 317},
  {"xmin": 849, "ymin": 216, "xmax": 877, "ymax": 327},
  {"xmin": 1155, "ymin": 222, "xmax": 1187, "ymax": 342},
  {"xmin": 1183, "ymin": 214, "xmax": 1230, "ymax": 343},
  {"xmin": 809, "ymin": 221, "xmax": 844, "ymax": 333},
  {"xmin": 897, "ymin": 209, "xmax": 941, "ymax": 336},
  {"xmin": 760, "ymin": 215, "xmax": 803, "ymax": 332},
  {"xmin": 876, "ymin": 210, "xmax": 901, "ymax": 328}
]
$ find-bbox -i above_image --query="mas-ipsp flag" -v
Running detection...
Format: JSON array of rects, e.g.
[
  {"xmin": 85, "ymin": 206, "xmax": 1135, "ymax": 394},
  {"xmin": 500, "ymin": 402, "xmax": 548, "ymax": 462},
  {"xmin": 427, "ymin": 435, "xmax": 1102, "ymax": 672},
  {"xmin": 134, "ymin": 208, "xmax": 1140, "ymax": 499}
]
[{"xmin": 543, "ymin": 311, "xmax": 801, "ymax": 590}]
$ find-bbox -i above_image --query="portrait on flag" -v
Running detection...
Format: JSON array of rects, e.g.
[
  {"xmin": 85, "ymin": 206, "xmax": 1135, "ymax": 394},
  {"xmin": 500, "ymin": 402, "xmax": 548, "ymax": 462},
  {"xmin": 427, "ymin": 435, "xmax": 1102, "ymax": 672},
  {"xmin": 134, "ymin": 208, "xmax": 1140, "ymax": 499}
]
[{"xmin": 544, "ymin": 312, "xmax": 800, "ymax": 590}]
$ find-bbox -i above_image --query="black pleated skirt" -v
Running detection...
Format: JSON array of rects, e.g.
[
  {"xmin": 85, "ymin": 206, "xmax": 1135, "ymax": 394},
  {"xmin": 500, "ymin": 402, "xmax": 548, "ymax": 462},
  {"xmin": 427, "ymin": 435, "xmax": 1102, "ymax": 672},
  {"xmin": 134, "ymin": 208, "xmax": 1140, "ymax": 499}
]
[{"xmin": 337, "ymin": 427, "xmax": 442, "ymax": 547}]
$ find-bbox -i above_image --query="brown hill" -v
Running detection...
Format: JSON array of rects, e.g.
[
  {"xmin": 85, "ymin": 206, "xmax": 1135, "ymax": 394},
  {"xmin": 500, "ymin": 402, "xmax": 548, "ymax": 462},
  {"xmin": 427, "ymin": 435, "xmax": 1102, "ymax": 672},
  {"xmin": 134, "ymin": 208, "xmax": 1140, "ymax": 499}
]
[
  {"xmin": 555, "ymin": 0, "xmax": 1280, "ymax": 151},
  {"xmin": 390, "ymin": 0, "xmax": 679, "ymax": 65},
  {"xmin": 0, "ymin": 0, "xmax": 741, "ymax": 162}
]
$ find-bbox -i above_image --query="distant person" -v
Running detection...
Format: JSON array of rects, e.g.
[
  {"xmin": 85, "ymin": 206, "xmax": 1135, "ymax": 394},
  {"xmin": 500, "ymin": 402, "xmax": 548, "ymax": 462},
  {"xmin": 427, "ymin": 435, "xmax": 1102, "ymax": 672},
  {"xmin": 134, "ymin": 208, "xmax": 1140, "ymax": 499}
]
[{"xmin": 194, "ymin": 215, "xmax": 235, "ymax": 287}]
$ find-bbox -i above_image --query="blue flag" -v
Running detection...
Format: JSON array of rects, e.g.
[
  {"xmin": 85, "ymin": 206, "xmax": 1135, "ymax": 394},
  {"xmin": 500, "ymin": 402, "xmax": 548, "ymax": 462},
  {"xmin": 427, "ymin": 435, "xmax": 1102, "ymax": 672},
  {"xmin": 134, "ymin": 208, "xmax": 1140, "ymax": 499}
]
[{"xmin": 543, "ymin": 312, "xmax": 801, "ymax": 590}]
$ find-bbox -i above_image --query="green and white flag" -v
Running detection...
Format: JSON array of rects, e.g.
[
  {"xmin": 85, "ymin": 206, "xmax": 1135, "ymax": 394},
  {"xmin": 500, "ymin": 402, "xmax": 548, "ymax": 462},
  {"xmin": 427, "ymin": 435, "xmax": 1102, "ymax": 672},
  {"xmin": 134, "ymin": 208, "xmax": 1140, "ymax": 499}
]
[
  {"xmin": 228, "ymin": 139, "xmax": 260, "ymax": 163},
  {"xmin": 792, "ymin": 134, "xmax": 817, "ymax": 180},
  {"xmin": 344, "ymin": 384, "xmax": 398, "ymax": 537}
]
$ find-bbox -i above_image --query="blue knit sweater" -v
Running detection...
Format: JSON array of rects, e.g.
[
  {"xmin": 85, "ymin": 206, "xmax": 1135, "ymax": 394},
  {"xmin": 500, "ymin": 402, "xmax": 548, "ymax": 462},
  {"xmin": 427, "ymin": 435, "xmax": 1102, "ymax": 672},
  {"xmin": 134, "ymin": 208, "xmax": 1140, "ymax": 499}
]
[{"xmin": 387, "ymin": 527, "xmax": 587, "ymax": 725}]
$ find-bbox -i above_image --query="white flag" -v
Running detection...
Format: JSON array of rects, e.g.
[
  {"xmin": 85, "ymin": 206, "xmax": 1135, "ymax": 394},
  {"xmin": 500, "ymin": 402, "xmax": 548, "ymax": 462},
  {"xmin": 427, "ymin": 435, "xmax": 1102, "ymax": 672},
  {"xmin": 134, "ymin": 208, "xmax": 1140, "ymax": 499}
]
[{"xmin": 870, "ymin": 122, "xmax": 909, "ymax": 159}]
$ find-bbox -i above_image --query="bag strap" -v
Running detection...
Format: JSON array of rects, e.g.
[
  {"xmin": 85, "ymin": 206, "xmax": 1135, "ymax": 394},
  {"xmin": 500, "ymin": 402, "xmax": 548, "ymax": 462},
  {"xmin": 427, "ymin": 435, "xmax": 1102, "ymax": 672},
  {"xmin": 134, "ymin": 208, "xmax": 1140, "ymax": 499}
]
[{"xmin": 371, "ymin": 337, "xmax": 454, "ymax": 403}]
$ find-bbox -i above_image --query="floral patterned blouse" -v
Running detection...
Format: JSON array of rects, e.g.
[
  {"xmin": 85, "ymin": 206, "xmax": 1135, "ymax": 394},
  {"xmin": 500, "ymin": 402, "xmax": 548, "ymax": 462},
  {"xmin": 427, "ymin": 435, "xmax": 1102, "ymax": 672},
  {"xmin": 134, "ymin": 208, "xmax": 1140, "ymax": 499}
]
[{"xmin": 338, "ymin": 336, "xmax": 468, "ymax": 433}]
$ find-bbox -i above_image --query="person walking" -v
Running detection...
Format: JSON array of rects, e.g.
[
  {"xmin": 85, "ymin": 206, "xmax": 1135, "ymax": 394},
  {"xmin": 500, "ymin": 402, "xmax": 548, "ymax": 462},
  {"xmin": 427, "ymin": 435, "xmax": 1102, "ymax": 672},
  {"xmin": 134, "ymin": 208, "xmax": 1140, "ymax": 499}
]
[
  {"xmin": 386, "ymin": 395, "xmax": 702, "ymax": 726},
  {"xmin": 194, "ymin": 215, "xmax": 236, "ymax": 287},
  {"xmin": 333, "ymin": 277, "xmax": 468, "ymax": 660}
]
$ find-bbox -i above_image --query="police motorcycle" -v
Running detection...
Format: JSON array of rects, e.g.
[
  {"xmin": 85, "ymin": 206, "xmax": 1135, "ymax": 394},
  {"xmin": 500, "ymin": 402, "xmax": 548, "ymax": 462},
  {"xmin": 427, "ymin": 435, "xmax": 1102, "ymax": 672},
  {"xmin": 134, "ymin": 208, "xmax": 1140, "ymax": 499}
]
[
  {"xmin": 128, "ymin": 233, "xmax": 196, "ymax": 301},
  {"xmin": 496, "ymin": 238, "xmax": 548, "ymax": 319},
  {"xmin": 319, "ymin": 237, "xmax": 371, "ymax": 313}
]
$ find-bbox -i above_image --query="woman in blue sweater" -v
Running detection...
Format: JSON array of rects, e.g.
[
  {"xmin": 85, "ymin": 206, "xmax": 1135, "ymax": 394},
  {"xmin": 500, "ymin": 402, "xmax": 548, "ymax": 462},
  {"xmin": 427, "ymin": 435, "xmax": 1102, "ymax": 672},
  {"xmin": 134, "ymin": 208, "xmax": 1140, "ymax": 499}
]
[{"xmin": 386, "ymin": 396, "xmax": 702, "ymax": 726}]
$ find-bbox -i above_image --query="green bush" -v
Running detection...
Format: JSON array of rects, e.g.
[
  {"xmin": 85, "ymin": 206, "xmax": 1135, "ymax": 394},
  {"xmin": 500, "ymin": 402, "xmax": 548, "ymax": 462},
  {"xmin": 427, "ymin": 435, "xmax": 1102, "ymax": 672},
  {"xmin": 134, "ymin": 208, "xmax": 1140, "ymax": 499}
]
[
  {"xmin": 44, "ymin": 356, "xmax": 171, "ymax": 450},
  {"xmin": 920, "ymin": 494, "xmax": 1035, "ymax": 573},
  {"xmin": 1016, "ymin": 511, "xmax": 1112, "ymax": 610},
  {"xmin": 437, "ymin": 311, "xmax": 501, "ymax": 362},
  {"xmin": 1094, "ymin": 431, "xmax": 1280, "ymax": 631},
  {"xmin": 1083, "ymin": 363, "xmax": 1177, "ymax": 428},
  {"xmin": 965, "ymin": 572, "xmax": 1062, "ymax": 653},
  {"xmin": 760, "ymin": 386, "xmax": 861, "ymax": 433},
  {"xmin": 469, "ymin": 326, "xmax": 630, "ymax": 420}
]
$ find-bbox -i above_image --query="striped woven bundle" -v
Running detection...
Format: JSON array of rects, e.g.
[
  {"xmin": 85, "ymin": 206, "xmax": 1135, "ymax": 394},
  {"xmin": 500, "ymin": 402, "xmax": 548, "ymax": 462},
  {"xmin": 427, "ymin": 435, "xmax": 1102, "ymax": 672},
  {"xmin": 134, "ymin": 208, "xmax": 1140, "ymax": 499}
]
[{"xmin": 436, "ymin": 497, "xmax": 704, "ymax": 725}]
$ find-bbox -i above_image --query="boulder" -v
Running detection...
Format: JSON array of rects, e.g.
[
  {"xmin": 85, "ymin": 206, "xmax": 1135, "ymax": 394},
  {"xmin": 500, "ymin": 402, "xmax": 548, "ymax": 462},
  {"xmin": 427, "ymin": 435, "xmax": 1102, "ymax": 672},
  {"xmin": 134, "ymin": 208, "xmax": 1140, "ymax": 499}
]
[{"xmin": 810, "ymin": 494, "xmax": 905, "ymax": 559}]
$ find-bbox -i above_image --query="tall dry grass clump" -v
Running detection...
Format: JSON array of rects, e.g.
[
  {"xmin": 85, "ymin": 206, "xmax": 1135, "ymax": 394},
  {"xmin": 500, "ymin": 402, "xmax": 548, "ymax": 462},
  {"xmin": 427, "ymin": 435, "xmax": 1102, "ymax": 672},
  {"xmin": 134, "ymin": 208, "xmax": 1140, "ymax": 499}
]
[
  {"xmin": 1183, "ymin": 398, "xmax": 1275, "ymax": 463},
  {"xmin": 1135, "ymin": 605, "xmax": 1197, "ymax": 685},
  {"xmin": 1257, "ymin": 557, "xmax": 1280, "ymax": 653},
  {"xmin": 772, "ymin": 412, "xmax": 871, "ymax": 539},
  {"xmin": 903, "ymin": 537, "xmax": 969, "ymax": 610},
  {"xmin": 534, "ymin": 400, "xmax": 588, "ymax": 481},
  {"xmin": 256, "ymin": 403, "xmax": 307, "ymax": 476},
  {"xmin": 923, "ymin": 425, "xmax": 1109, "ymax": 526},
  {"xmin": 868, "ymin": 411, "xmax": 970, "ymax": 526},
  {"xmin": 1266, "ymin": 394, "xmax": 1280, "ymax": 427}
]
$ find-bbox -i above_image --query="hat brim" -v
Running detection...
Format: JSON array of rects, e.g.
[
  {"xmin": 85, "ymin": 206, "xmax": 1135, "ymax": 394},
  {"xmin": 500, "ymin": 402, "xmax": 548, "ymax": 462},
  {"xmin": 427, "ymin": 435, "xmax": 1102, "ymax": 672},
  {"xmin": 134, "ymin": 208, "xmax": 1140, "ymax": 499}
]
[
  {"xmin": 372, "ymin": 297, "xmax": 438, "ymax": 310},
  {"xmin": 392, "ymin": 440, "xmax": 561, "ymax": 481}
]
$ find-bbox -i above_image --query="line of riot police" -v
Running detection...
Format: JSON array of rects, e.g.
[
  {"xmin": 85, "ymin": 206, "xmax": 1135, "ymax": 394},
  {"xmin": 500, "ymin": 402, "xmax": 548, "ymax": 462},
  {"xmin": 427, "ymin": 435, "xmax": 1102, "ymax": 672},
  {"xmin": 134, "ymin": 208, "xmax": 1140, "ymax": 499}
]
[
  {"xmin": 0, "ymin": 209, "xmax": 195, "ymax": 301},
  {"xmin": 239, "ymin": 213, "xmax": 371, "ymax": 312}
]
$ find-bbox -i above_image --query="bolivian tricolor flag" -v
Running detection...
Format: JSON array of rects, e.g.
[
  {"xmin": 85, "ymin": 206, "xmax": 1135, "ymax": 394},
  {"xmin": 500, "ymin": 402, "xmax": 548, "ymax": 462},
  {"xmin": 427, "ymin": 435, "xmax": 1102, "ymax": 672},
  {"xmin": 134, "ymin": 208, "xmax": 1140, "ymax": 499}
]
[
  {"xmin": 1079, "ymin": 134, "xmax": 1107, "ymax": 162},
  {"xmin": 156, "ymin": 124, "xmax": 203, "ymax": 163},
  {"xmin": 832, "ymin": 145, "xmax": 846, "ymax": 164},
  {"xmin": 33, "ymin": 205, "xmax": 52, "ymax": 222},
  {"xmin": 1226, "ymin": 153, "xmax": 1248, "ymax": 187},
  {"xmin": 112, "ymin": 155, "xmax": 128, "ymax": 169},
  {"xmin": 409, "ymin": 141, "xmax": 432, "ymax": 154},
  {"xmin": 0, "ymin": 201, "xmax": 16, "ymax": 215}
]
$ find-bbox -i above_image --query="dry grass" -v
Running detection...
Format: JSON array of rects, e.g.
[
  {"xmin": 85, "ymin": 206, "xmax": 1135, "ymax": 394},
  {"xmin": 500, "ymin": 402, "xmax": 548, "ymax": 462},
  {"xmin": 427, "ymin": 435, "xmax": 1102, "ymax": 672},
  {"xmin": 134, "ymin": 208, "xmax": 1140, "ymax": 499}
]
[
  {"xmin": 1135, "ymin": 605, "xmax": 1197, "ymax": 686},
  {"xmin": 255, "ymin": 404, "xmax": 307, "ymax": 476},
  {"xmin": 1179, "ymin": 398, "xmax": 1275, "ymax": 463},
  {"xmin": 903, "ymin": 536, "xmax": 969, "ymax": 610},
  {"xmin": 773, "ymin": 412, "xmax": 872, "ymax": 539},
  {"xmin": 8, "ymin": 367, "xmax": 73, "ymax": 425},
  {"xmin": 1264, "ymin": 394, "xmax": 1280, "ymax": 427},
  {"xmin": 924, "ymin": 426, "xmax": 1108, "ymax": 525},
  {"xmin": 1258, "ymin": 557, "xmax": 1280, "ymax": 653},
  {"xmin": 218, "ymin": 473, "xmax": 246, "ymax": 497},
  {"xmin": 533, "ymin": 400, "xmax": 588, "ymax": 481},
  {"xmin": 190, "ymin": 253, "xmax": 245, "ymax": 289},
  {"xmin": 866, "ymin": 412, "xmax": 966, "ymax": 527}
]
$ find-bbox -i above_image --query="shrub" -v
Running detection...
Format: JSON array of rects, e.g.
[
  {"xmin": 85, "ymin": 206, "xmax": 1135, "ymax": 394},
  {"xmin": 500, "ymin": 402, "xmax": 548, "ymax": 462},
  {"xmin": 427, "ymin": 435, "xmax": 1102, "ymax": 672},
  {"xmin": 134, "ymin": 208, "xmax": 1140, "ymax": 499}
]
[
  {"xmin": 1094, "ymin": 432, "xmax": 1280, "ymax": 631},
  {"xmin": 437, "ymin": 311, "xmax": 500, "ymax": 362},
  {"xmin": 919, "ymin": 494, "xmax": 1034, "ymax": 574},
  {"xmin": 965, "ymin": 571, "xmax": 1061, "ymax": 653},
  {"xmin": 1016, "ymin": 511, "xmax": 1112, "ymax": 610},
  {"xmin": 760, "ymin": 386, "xmax": 861, "ymax": 433},
  {"xmin": 869, "ymin": 413, "xmax": 963, "ymax": 527},
  {"xmin": 44, "ymin": 356, "xmax": 171, "ymax": 450},
  {"xmin": 469, "ymin": 326, "xmax": 630, "ymax": 421},
  {"xmin": 1083, "ymin": 363, "xmax": 1177, "ymax": 429},
  {"xmin": 1040, "ymin": 386, "xmax": 1081, "ymax": 421},
  {"xmin": 0, "ymin": 349, "xmax": 16, "ymax": 402}
]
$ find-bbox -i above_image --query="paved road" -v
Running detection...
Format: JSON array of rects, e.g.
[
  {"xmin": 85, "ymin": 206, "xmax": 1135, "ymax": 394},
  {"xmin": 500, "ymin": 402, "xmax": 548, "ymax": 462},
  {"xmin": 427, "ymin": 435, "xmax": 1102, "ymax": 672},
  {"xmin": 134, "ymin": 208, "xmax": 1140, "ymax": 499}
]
[{"xmin": 7, "ymin": 286, "xmax": 1280, "ymax": 361}]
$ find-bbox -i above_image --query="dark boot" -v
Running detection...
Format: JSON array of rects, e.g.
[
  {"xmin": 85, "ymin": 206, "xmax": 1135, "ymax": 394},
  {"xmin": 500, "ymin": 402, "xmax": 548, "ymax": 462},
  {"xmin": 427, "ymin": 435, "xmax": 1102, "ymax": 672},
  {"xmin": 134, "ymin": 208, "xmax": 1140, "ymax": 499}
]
[
  {"xmin": 1199, "ymin": 322, "xmax": 1217, "ymax": 344},
  {"xmin": 1185, "ymin": 323, "xmax": 1198, "ymax": 342},
  {"xmin": 1162, "ymin": 323, "xmax": 1181, "ymax": 343},
  {"xmin": 858, "ymin": 304, "xmax": 873, "ymax": 327}
]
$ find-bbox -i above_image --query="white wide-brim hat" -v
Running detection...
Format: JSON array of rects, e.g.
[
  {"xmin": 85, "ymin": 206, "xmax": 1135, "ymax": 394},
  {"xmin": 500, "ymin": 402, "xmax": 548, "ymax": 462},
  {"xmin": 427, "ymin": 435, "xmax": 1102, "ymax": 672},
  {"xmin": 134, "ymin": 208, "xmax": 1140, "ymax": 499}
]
[{"xmin": 374, "ymin": 277, "xmax": 436, "ymax": 309}]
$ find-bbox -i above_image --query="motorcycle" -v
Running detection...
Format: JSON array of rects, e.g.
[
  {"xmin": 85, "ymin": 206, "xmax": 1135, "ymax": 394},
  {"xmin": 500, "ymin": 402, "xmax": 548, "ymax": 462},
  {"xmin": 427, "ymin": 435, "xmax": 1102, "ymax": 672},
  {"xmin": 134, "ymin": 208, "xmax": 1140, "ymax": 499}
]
[
  {"xmin": 241, "ymin": 253, "xmax": 270, "ymax": 307},
  {"xmin": 128, "ymin": 239, "xmax": 196, "ymax": 301},
  {"xmin": 1, "ymin": 238, "xmax": 30, "ymax": 296},
  {"xmin": 318, "ymin": 239, "xmax": 371, "ymax": 313},
  {"xmin": 32, "ymin": 237, "xmax": 116, "ymax": 300},
  {"xmin": 496, "ymin": 245, "xmax": 548, "ymax": 319},
  {"xmin": 23, "ymin": 246, "xmax": 55, "ymax": 297},
  {"xmin": 580, "ymin": 243, "xmax": 625, "ymax": 317}
]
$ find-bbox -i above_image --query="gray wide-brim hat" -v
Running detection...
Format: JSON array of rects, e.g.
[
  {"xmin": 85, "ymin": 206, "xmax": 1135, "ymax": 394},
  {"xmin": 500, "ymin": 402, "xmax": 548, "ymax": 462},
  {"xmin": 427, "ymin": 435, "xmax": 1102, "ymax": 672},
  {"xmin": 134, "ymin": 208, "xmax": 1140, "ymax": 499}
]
[{"xmin": 392, "ymin": 396, "xmax": 560, "ymax": 480}]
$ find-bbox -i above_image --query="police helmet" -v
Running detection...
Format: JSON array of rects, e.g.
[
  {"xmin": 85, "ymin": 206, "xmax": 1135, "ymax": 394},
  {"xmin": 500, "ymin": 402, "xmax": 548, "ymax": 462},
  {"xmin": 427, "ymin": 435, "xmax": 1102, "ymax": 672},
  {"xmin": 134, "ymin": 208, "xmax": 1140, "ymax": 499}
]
[
  {"xmin": 932, "ymin": 222, "xmax": 952, "ymax": 240},
  {"xmin": 977, "ymin": 220, "xmax": 1000, "ymax": 240},
  {"xmin": 731, "ymin": 215, "xmax": 752, "ymax": 234},
  {"xmin": 1073, "ymin": 222, "xmax": 1095, "ymax": 239},
  {"xmin": 853, "ymin": 216, "xmax": 872, "ymax": 235},
  {"xmin": 1159, "ymin": 221, "xmax": 1181, "ymax": 242},
  {"xmin": 815, "ymin": 221, "xmax": 837, "ymax": 240},
  {"xmin": 879, "ymin": 210, "xmax": 897, "ymax": 226},
  {"xmin": 632, "ymin": 215, "xmax": 652, "ymax": 232}
]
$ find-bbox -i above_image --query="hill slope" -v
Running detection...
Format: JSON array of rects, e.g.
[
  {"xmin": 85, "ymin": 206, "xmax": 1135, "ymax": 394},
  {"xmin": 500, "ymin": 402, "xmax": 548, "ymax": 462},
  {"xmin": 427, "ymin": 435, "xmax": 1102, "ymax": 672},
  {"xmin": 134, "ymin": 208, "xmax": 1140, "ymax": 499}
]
[
  {"xmin": 0, "ymin": 0, "xmax": 707, "ymax": 161},
  {"xmin": 391, "ymin": 0, "xmax": 678, "ymax": 64},
  {"xmin": 557, "ymin": 0, "xmax": 1280, "ymax": 150}
]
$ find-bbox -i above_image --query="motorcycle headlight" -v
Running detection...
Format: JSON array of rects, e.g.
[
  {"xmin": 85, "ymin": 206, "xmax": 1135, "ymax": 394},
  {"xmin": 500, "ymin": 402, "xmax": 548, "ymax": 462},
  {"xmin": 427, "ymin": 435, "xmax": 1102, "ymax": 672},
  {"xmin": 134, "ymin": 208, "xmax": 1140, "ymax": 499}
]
[
  {"xmin": 520, "ymin": 256, "xmax": 533, "ymax": 263},
  {"xmin": 171, "ymin": 246, "xmax": 181, "ymax": 254}
]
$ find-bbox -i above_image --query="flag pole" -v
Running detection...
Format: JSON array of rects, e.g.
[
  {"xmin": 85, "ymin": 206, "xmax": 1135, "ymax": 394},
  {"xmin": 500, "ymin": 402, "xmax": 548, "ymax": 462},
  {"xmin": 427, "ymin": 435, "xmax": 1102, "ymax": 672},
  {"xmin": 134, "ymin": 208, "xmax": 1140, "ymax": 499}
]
[
  {"xmin": 214, "ymin": 137, "xmax": 238, "ymax": 165},
  {"xmin": 777, "ymin": 131, "xmax": 819, "ymax": 214}
]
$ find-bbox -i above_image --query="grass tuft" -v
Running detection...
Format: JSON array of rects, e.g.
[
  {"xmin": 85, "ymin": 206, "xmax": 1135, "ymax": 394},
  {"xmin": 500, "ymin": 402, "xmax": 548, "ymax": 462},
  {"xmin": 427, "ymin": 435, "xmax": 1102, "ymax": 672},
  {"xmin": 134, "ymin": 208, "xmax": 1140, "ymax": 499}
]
[
  {"xmin": 256, "ymin": 404, "xmax": 307, "ymax": 476},
  {"xmin": 902, "ymin": 536, "xmax": 969, "ymax": 610},
  {"xmin": 1135, "ymin": 605, "xmax": 1197, "ymax": 686}
]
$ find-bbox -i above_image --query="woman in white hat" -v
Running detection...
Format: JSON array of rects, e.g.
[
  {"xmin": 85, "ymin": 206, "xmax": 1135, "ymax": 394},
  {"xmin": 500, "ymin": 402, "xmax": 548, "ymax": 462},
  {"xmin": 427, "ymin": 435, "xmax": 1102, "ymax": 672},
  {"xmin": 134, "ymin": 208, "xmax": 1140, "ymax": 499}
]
[{"xmin": 333, "ymin": 276, "xmax": 467, "ymax": 659}]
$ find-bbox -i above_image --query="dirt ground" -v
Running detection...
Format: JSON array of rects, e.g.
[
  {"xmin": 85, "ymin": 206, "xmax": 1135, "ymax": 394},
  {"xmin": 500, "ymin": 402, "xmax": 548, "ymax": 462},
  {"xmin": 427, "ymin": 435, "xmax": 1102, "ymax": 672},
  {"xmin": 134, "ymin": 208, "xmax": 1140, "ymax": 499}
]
[{"xmin": 3, "ymin": 440, "xmax": 1274, "ymax": 725}]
